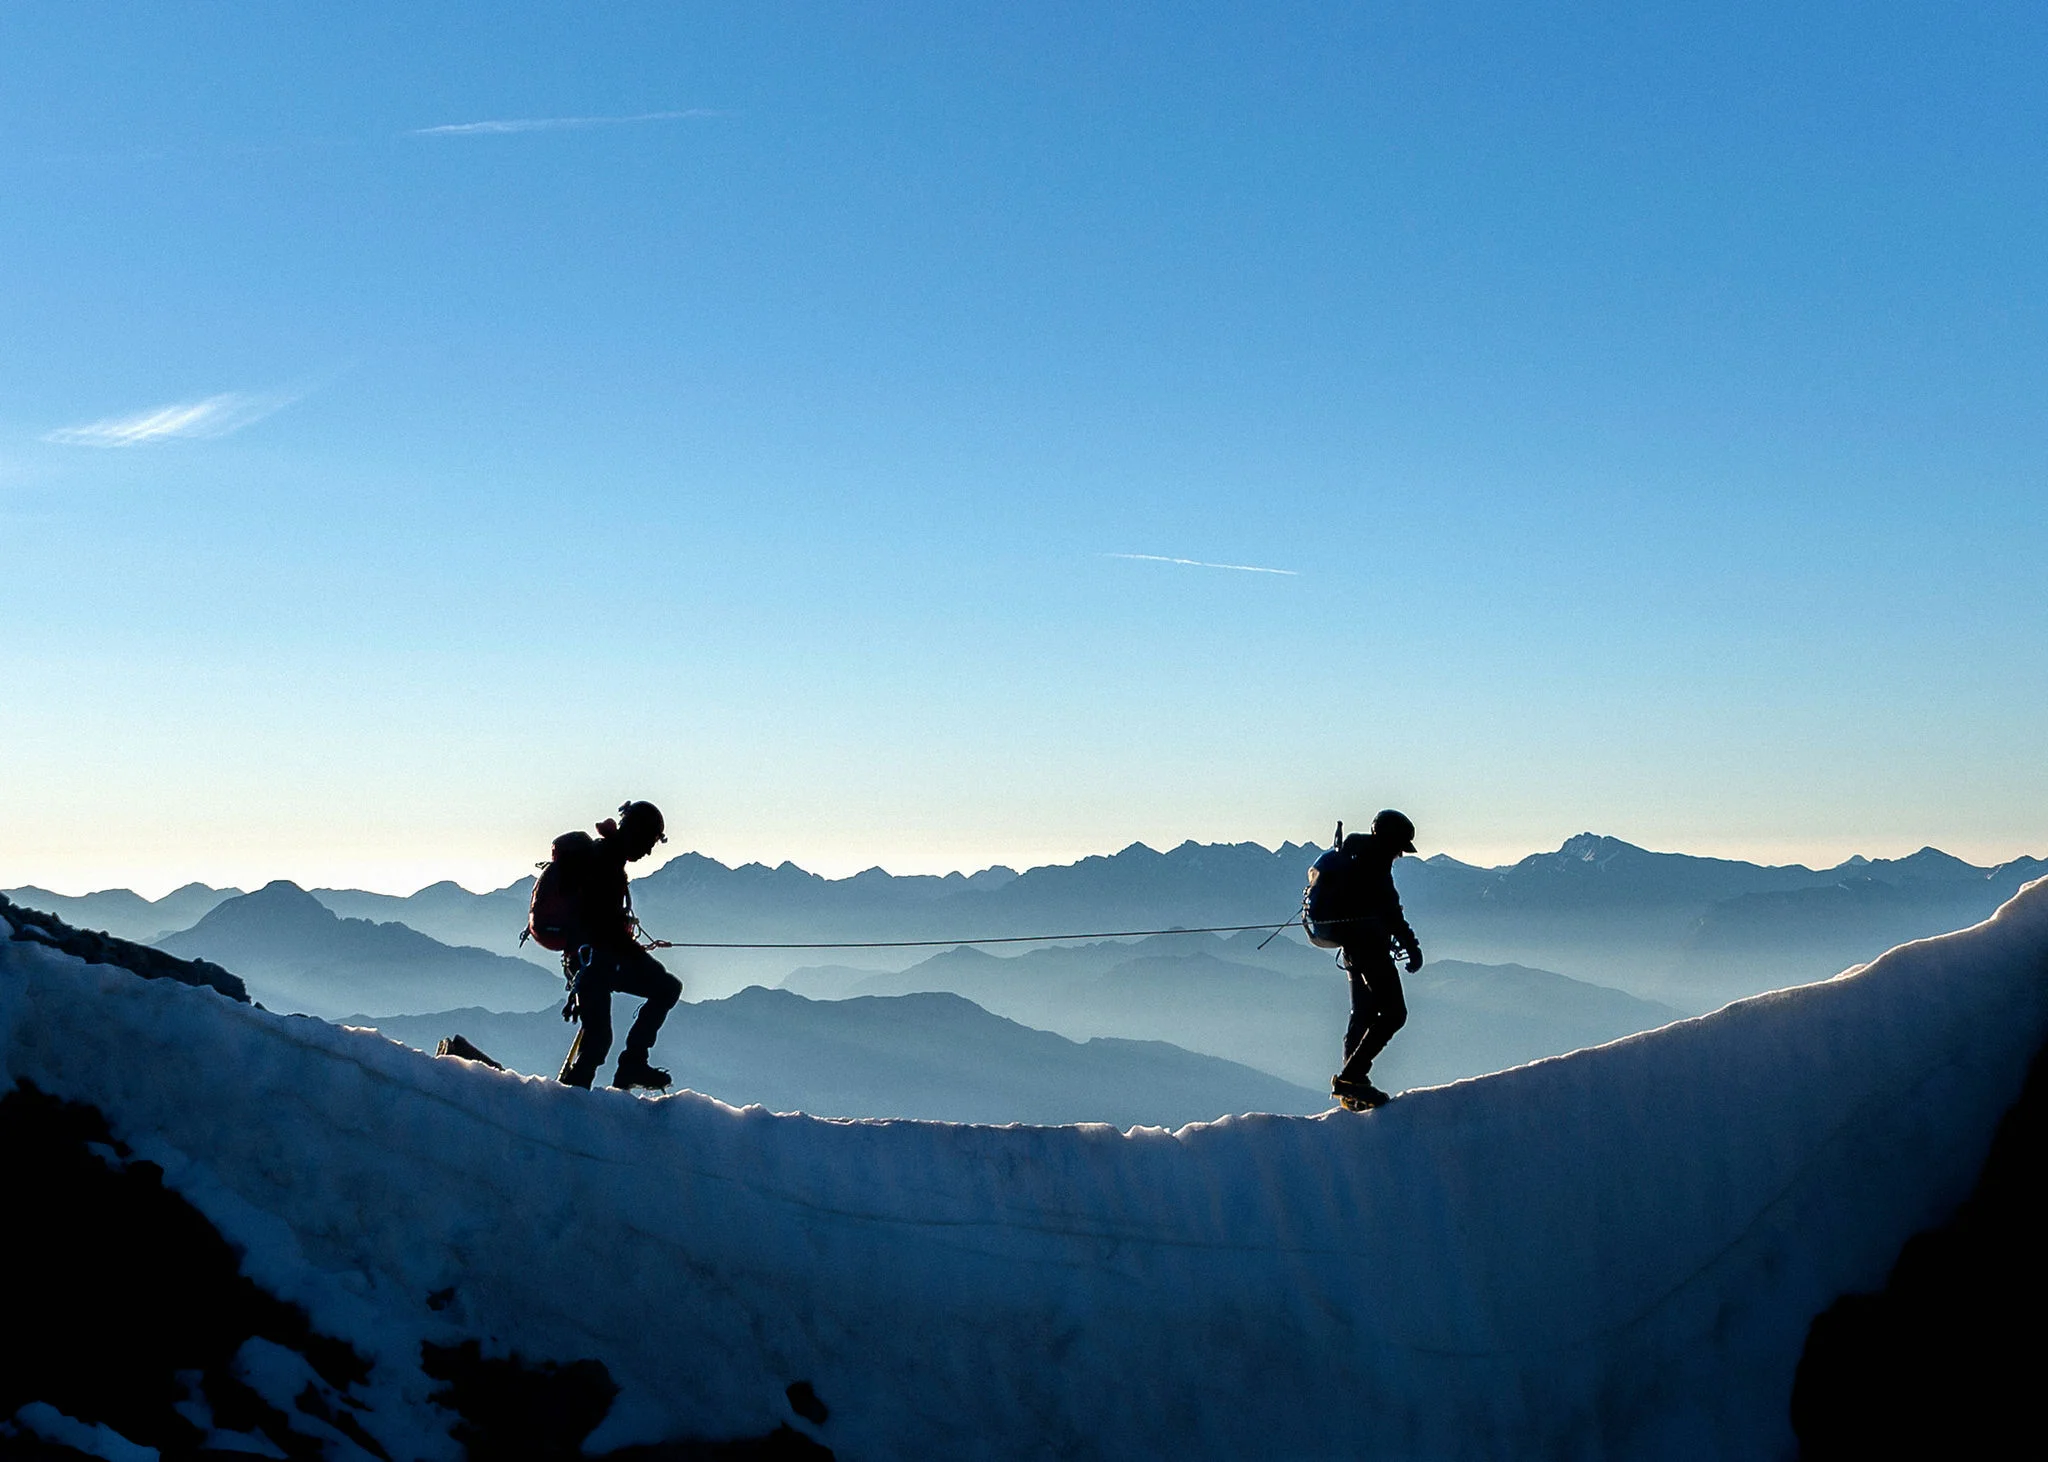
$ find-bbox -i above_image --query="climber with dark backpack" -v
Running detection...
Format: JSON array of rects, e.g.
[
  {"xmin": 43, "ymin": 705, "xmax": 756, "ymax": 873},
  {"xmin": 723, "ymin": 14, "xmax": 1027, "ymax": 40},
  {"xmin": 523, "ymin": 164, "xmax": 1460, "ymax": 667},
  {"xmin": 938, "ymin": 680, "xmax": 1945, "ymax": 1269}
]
[
  {"xmin": 525, "ymin": 800, "xmax": 682, "ymax": 1092},
  {"xmin": 1302, "ymin": 810, "xmax": 1424, "ymax": 1111}
]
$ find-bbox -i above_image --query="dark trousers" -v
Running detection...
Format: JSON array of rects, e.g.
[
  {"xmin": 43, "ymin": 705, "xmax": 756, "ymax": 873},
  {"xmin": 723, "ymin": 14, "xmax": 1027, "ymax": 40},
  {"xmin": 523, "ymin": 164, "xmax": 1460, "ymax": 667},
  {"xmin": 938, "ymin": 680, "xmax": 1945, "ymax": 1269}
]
[
  {"xmin": 1336, "ymin": 945, "xmax": 1407, "ymax": 1083},
  {"xmin": 558, "ymin": 945, "xmax": 681, "ymax": 1088}
]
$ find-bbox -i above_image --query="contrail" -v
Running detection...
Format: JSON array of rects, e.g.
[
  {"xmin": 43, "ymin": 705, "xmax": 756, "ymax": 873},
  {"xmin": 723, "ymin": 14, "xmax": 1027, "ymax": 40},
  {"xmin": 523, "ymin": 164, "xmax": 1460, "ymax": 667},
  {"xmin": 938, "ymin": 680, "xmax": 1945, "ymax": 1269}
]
[
  {"xmin": 1106, "ymin": 552, "xmax": 1299, "ymax": 576},
  {"xmin": 411, "ymin": 109, "xmax": 719, "ymax": 137}
]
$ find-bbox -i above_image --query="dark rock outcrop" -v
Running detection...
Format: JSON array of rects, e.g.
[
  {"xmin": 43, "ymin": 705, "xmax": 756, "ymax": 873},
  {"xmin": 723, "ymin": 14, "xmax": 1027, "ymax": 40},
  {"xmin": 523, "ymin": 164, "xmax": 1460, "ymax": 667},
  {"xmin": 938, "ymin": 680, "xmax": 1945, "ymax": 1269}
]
[
  {"xmin": 1792, "ymin": 1037, "xmax": 2048, "ymax": 1456},
  {"xmin": 419, "ymin": 1339, "xmax": 834, "ymax": 1460},
  {"xmin": 1, "ymin": 892, "xmax": 247, "ymax": 1002},
  {"xmin": 0, "ymin": 1078, "xmax": 838, "ymax": 1460},
  {"xmin": 421, "ymin": 1339, "xmax": 619, "ymax": 1461},
  {"xmin": 435, "ymin": 1033, "xmax": 506, "ymax": 1070},
  {"xmin": 0, "ymin": 1080, "xmax": 372, "ymax": 1459}
]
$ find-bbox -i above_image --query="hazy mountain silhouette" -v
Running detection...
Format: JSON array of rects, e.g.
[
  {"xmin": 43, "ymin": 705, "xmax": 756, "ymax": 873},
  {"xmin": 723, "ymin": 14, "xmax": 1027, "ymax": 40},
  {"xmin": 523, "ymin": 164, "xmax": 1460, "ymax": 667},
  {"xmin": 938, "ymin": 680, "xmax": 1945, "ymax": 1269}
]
[
  {"xmin": 158, "ymin": 881, "xmax": 561, "ymax": 1018},
  {"xmin": 308, "ymin": 858, "xmax": 1030, "ymax": 967},
  {"xmin": 784, "ymin": 931, "xmax": 1681, "ymax": 1091},
  {"xmin": 593, "ymin": 835, "xmax": 2045, "ymax": 1006},
  {"xmin": 2, "ymin": 882, "xmax": 240, "ymax": 944},
  {"xmin": 576, "ymin": 842, "xmax": 1324, "ymax": 980},
  {"xmin": 355, "ymin": 985, "xmax": 1320, "ymax": 1127},
  {"xmin": 1455, "ymin": 833, "xmax": 1836, "ymax": 909},
  {"xmin": 51, "ymin": 832, "xmax": 2040, "ymax": 1013},
  {"xmin": 312, "ymin": 879, "xmax": 543, "ymax": 964},
  {"xmin": 1393, "ymin": 836, "xmax": 2044, "ymax": 1005},
  {"xmin": 1675, "ymin": 851, "xmax": 2048, "ymax": 1002}
]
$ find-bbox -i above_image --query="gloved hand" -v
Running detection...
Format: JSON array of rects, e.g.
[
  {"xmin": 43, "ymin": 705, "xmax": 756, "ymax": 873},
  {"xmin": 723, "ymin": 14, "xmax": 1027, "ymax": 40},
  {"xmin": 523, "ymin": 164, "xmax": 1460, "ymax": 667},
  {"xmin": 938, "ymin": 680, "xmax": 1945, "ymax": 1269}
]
[{"xmin": 1400, "ymin": 940, "xmax": 1423, "ymax": 974}]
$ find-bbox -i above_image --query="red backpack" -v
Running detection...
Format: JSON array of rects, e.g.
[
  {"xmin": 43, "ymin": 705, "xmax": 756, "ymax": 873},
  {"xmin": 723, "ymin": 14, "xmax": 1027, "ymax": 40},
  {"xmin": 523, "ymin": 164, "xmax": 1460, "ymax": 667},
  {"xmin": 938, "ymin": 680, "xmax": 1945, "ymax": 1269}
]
[{"xmin": 524, "ymin": 830, "xmax": 596, "ymax": 952}]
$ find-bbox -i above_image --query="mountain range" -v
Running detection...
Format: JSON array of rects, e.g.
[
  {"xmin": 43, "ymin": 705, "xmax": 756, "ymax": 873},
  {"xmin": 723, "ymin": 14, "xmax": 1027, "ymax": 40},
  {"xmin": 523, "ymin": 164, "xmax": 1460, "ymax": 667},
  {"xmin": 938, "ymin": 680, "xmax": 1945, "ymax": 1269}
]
[
  {"xmin": 783, "ymin": 930, "xmax": 1681, "ymax": 1091},
  {"xmin": 1, "ymin": 881, "xmax": 240, "ymax": 944},
  {"xmin": 1410, "ymin": 837, "xmax": 2047, "ymax": 1005},
  {"xmin": 12, "ymin": 834, "xmax": 2009, "ymax": 1113},
  {"xmin": 14, "ymin": 831, "xmax": 2042, "ymax": 1011},
  {"xmin": 1674, "ymin": 850, "xmax": 2048, "ymax": 994},
  {"xmin": 310, "ymin": 834, "xmax": 2048, "ymax": 1006},
  {"xmin": 157, "ymin": 881, "xmax": 561, "ymax": 1018}
]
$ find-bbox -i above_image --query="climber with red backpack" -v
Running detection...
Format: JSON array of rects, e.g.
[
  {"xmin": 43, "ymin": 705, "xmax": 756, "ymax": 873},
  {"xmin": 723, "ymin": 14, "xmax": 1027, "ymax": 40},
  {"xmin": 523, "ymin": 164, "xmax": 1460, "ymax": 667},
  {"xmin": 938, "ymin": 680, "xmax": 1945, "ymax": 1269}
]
[{"xmin": 526, "ymin": 800, "xmax": 681, "ymax": 1091}]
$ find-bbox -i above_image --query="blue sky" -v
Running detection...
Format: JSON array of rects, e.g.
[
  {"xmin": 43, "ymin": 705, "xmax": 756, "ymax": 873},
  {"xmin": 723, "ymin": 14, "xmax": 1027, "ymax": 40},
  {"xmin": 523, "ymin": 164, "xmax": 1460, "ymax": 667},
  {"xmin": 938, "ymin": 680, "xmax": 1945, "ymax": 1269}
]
[{"xmin": 4, "ymin": 2, "xmax": 2044, "ymax": 894}]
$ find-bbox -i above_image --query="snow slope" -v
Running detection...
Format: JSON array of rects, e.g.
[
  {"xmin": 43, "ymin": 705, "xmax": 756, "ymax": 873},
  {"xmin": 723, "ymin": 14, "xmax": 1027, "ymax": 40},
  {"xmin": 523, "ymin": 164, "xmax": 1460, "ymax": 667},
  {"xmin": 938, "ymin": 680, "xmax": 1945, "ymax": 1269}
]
[{"xmin": 5, "ymin": 880, "xmax": 2046, "ymax": 1461}]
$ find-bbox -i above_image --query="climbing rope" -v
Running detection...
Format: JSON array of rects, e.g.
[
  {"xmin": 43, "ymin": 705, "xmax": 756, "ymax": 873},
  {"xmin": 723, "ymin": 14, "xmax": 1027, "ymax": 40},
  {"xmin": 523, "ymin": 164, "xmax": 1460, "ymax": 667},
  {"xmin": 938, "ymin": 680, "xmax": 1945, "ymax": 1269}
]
[
  {"xmin": 636, "ymin": 920, "xmax": 1300, "ymax": 951},
  {"xmin": 631, "ymin": 914, "xmax": 1402, "ymax": 953}
]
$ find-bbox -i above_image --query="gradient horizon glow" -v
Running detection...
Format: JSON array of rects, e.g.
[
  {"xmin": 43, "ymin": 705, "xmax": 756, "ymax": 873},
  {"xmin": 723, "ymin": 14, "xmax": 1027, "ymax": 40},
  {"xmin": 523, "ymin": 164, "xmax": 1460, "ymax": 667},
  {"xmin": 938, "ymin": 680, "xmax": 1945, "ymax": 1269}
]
[{"xmin": 5, "ymin": 3, "xmax": 2044, "ymax": 898}]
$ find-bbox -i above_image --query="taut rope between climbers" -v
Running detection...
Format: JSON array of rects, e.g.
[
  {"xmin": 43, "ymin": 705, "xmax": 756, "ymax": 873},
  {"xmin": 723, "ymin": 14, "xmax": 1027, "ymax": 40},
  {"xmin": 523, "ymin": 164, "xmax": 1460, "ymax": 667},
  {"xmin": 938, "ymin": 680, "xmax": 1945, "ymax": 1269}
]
[{"xmin": 636, "ymin": 920, "xmax": 1301, "ymax": 951}]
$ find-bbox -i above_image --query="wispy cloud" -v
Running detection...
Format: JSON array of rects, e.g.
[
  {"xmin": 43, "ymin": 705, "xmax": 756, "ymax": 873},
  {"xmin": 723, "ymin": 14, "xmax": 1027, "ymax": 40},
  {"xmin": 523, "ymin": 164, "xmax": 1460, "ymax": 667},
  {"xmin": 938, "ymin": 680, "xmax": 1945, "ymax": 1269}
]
[
  {"xmin": 44, "ymin": 390, "xmax": 299, "ymax": 448},
  {"xmin": 1106, "ymin": 552, "xmax": 1299, "ymax": 577},
  {"xmin": 411, "ymin": 109, "xmax": 720, "ymax": 137}
]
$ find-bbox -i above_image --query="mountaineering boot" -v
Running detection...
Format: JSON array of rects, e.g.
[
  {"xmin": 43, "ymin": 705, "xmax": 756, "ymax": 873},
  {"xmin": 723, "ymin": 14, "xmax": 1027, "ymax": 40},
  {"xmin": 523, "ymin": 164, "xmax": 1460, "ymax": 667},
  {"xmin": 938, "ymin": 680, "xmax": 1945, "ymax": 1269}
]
[
  {"xmin": 611, "ymin": 1051, "xmax": 672, "ymax": 1092},
  {"xmin": 1332, "ymin": 1076, "xmax": 1390, "ymax": 1112}
]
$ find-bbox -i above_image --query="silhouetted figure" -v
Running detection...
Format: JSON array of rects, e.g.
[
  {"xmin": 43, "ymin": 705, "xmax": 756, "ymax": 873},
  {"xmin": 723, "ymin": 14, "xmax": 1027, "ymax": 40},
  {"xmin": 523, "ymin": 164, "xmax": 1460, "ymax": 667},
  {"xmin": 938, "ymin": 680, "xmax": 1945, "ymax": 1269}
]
[
  {"xmin": 1303, "ymin": 810, "xmax": 1424, "ymax": 1110},
  {"xmin": 531, "ymin": 801, "xmax": 682, "ymax": 1091}
]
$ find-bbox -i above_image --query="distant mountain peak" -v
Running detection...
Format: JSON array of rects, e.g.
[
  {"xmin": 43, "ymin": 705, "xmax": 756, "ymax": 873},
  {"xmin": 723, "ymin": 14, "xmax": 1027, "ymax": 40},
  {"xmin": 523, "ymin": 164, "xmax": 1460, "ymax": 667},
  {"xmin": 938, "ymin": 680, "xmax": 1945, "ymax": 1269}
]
[
  {"xmin": 1530, "ymin": 833, "xmax": 1644, "ymax": 871},
  {"xmin": 151, "ymin": 883, "xmax": 365, "ymax": 986},
  {"xmin": 1421, "ymin": 853, "xmax": 1484, "ymax": 871},
  {"xmin": 924, "ymin": 944, "xmax": 1004, "ymax": 968},
  {"xmin": 250, "ymin": 878, "xmax": 322, "ymax": 904},
  {"xmin": 193, "ymin": 880, "xmax": 338, "ymax": 932},
  {"xmin": 1861, "ymin": 846, "xmax": 1976, "ymax": 882}
]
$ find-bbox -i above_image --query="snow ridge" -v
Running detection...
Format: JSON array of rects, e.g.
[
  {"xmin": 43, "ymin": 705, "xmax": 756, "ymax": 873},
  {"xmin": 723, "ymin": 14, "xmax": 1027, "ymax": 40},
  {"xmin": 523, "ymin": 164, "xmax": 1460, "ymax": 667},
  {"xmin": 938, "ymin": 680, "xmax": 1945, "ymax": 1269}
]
[{"xmin": 4, "ymin": 882, "xmax": 2047, "ymax": 1461}]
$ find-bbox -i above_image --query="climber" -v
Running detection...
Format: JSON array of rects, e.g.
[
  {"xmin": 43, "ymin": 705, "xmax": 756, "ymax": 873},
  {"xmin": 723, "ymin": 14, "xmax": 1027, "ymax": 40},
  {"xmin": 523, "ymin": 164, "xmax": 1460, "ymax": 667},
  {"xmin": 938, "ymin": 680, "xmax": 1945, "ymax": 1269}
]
[
  {"xmin": 1302, "ymin": 809, "xmax": 1424, "ymax": 1111},
  {"xmin": 530, "ymin": 800, "xmax": 682, "ymax": 1092}
]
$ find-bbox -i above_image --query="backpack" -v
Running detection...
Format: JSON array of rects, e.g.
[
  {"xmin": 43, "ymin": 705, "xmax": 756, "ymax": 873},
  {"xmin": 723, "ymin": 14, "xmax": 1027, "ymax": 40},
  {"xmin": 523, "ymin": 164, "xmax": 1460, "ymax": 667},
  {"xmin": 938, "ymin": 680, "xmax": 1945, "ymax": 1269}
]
[
  {"xmin": 1302, "ymin": 822, "xmax": 1366, "ymax": 949},
  {"xmin": 524, "ymin": 830, "xmax": 596, "ymax": 952}
]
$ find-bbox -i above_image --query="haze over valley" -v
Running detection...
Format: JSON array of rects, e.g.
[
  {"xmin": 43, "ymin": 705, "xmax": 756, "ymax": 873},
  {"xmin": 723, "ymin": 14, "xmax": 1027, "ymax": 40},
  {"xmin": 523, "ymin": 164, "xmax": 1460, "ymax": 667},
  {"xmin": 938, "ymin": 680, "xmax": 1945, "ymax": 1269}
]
[{"xmin": 10, "ymin": 830, "xmax": 2037, "ymax": 1123}]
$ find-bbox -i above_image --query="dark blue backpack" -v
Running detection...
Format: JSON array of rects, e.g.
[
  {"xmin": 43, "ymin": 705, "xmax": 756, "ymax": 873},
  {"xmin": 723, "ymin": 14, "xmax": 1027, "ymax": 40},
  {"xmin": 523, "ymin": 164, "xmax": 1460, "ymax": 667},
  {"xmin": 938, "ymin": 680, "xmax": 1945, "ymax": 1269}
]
[{"xmin": 1302, "ymin": 827, "xmax": 1367, "ymax": 948}]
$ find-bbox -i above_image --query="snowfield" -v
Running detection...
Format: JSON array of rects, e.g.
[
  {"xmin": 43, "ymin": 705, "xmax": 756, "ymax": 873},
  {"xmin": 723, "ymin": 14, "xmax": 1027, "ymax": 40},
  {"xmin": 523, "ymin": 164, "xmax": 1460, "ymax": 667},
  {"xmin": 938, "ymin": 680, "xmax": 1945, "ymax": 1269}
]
[{"xmin": 5, "ymin": 879, "xmax": 2047, "ymax": 1461}]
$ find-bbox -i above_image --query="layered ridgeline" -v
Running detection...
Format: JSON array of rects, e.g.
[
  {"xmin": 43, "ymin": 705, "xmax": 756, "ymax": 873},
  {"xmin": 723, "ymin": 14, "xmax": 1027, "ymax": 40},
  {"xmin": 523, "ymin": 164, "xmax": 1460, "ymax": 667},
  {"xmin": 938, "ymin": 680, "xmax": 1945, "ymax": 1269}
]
[
  {"xmin": 13, "ymin": 833, "xmax": 2039, "ymax": 1010},
  {"xmin": 4, "ymin": 880, "xmax": 2044, "ymax": 1459},
  {"xmin": 353, "ymin": 936, "xmax": 1674, "ymax": 1115},
  {"xmin": 783, "ymin": 932, "xmax": 1680, "ymax": 1093},
  {"xmin": 0, "ymin": 881, "xmax": 241, "ymax": 944},
  {"xmin": 526, "ymin": 836, "xmax": 2045, "ymax": 1008},
  {"xmin": 23, "ymin": 832, "xmax": 2037, "ymax": 1009},
  {"xmin": 358, "ymin": 988, "xmax": 1321, "ymax": 1129},
  {"xmin": 157, "ymin": 881, "xmax": 561, "ymax": 1018},
  {"xmin": 14, "ymin": 879, "xmax": 1683, "ymax": 1115}
]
